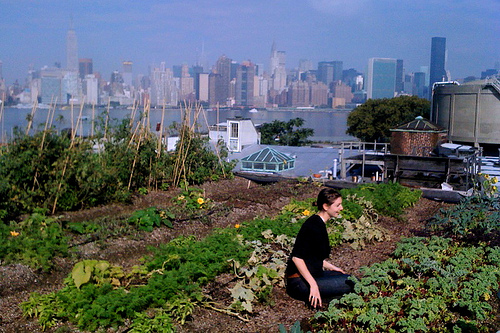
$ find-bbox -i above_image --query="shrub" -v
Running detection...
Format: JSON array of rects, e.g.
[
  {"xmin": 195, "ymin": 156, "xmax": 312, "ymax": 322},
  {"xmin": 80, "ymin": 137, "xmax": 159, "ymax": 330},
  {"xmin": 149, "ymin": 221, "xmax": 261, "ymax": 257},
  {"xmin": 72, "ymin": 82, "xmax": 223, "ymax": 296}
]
[
  {"xmin": 340, "ymin": 182, "xmax": 421, "ymax": 220},
  {"xmin": 0, "ymin": 209, "xmax": 68, "ymax": 271},
  {"xmin": 314, "ymin": 236, "xmax": 500, "ymax": 332}
]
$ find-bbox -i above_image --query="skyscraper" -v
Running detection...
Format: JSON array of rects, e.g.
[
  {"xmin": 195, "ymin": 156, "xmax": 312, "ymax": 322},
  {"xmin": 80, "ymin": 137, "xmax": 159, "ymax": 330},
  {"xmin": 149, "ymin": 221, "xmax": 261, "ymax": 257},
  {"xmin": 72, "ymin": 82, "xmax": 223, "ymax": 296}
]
[
  {"xmin": 235, "ymin": 61, "xmax": 255, "ymax": 106},
  {"xmin": 122, "ymin": 61, "xmax": 133, "ymax": 87},
  {"xmin": 366, "ymin": 58, "xmax": 397, "ymax": 99},
  {"xmin": 214, "ymin": 55, "xmax": 232, "ymax": 103},
  {"xmin": 395, "ymin": 59, "xmax": 404, "ymax": 94},
  {"xmin": 179, "ymin": 64, "xmax": 194, "ymax": 100},
  {"xmin": 79, "ymin": 58, "xmax": 93, "ymax": 79},
  {"xmin": 413, "ymin": 72, "xmax": 426, "ymax": 99},
  {"xmin": 317, "ymin": 62, "xmax": 334, "ymax": 86},
  {"xmin": 66, "ymin": 21, "xmax": 78, "ymax": 71},
  {"xmin": 317, "ymin": 61, "xmax": 343, "ymax": 87},
  {"xmin": 429, "ymin": 37, "xmax": 447, "ymax": 98},
  {"xmin": 269, "ymin": 42, "xmax": 287, "ymax": 91}
]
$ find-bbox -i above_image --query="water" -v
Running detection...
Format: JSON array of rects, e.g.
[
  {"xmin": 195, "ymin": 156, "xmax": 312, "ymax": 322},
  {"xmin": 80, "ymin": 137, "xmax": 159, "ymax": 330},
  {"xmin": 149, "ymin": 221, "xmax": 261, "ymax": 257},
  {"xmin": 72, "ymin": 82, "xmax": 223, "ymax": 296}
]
[{"xmin": 0, "ymin": 106, "xmax": 355, "ymax": 143}]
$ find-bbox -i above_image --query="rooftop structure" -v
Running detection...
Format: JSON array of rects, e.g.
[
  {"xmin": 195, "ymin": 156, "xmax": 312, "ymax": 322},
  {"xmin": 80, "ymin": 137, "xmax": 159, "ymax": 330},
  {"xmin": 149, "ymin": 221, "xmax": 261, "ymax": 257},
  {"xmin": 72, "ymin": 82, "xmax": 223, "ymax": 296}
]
[
  {"xmin": 240, "ymin": 147, "xmax": 295, "ymax": 173},
  {"xmin": 431, "ymin": 77, "xmax": 500, "ymax": 149}
]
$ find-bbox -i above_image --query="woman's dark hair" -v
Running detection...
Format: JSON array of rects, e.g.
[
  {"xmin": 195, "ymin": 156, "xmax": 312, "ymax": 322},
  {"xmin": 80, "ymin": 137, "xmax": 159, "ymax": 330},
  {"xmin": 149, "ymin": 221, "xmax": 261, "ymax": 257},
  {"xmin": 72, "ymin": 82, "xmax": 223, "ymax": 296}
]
[{"xmin": 313, "ymin": 188, "xmax": 342, "ymax": 211}]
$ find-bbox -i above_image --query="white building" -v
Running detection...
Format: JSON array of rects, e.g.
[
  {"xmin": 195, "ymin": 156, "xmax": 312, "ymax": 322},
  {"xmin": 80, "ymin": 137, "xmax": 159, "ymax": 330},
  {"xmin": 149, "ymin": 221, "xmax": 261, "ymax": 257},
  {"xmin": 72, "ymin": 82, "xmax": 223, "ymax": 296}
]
[
  {"xmin": 209, "ymin": 118, "xmax": 260, "ymax": 152},
  {"xmin": 150, "ymin": 62, "xmax": 178, "ymax": 107},
  {"xmin": 84, "ymin": 74, "xmax": 99, "ymax": 105}
]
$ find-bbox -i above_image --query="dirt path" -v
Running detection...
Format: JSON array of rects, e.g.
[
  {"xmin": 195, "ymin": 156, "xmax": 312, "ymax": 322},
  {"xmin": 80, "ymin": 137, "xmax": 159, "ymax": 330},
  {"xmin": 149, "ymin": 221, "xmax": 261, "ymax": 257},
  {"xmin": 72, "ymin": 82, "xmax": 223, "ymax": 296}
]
[{"xmin": 0, "ymin": 178, "xmax": 447, "ymax": 332}]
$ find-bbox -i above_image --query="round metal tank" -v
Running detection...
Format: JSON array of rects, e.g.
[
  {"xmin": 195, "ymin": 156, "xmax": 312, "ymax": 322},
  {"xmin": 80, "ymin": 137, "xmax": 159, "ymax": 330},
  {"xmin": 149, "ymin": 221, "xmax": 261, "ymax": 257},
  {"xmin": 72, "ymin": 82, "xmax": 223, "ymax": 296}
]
[{"xmin": 431, "ymin": 79, "xmax": 500, "ymax": 146}]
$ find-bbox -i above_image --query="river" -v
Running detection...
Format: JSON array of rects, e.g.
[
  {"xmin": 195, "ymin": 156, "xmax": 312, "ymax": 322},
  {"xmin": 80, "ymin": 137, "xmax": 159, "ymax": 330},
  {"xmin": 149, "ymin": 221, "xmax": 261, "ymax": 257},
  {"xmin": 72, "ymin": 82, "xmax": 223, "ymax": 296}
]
[{"xmin": 0, "ymin": 106, "xmax": 355, "ymax": 143}]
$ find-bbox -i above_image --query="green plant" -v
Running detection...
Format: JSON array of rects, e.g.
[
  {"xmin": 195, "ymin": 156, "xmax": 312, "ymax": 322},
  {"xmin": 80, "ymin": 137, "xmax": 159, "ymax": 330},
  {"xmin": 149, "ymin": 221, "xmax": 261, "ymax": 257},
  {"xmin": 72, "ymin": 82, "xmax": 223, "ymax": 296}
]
[
  {"xmin": 71, "ymin": 260, "xmax": 124, "ymax": 289},
  {"xmin": 129, "ymin": 308, "xmax": 175, "ymax": 333},
  {"xmin": 0, "ymin": 114, "xmax": 235, "ymax": 221},
  {"xmin": 174, "ymin": 187, "xmax": 210, "ymax": 211},
  {"xmin": 474, "ymin": 173, "xmax": 498, "ymax": 197},
  {"xmin": 340, "ymin": 182, "xmax": 421, "ymax": 220},
  {"xmin": 427, "ymin": 195, "xmax": 500, "ymax": 244},
  {"xmin": 0, "ymin": 209, "xmax": 68, "ymax": 271},
  {"xmin": 228, "ymin": 230, "xmax": 292, "ymax": 312},
  {"xmin": 67, "ymin": 221, "xmax": 100, "ymax": 234},
  {"xmin": 313, "ymin": 236, "xmax": 500, "ymax": 332},
  {"xmin": 339, "ymin": 194, "xmax": 389, "ymax": 250},
  {"xmin": 164, "ymin": 292, "xmax": 202, "ymax": 325},
  {"xmin": 128, "ymin": 207, "xmax": 174, "ymax": 232}
]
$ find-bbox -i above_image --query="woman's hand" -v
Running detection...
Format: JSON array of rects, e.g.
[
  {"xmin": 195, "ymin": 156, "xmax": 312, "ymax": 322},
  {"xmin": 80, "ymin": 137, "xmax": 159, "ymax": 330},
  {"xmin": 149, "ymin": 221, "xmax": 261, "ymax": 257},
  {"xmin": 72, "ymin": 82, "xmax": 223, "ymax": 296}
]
[
  {"xmin": 323, "ymin": 260, "xmax": 346, "ymax": 274},
  {"xmin": 292, "ymin": 257, "xmax": 323, "ymax": 308},
  {"xmin": 309, "ymin": 284, "xmax": 322, "ymax": 308}
]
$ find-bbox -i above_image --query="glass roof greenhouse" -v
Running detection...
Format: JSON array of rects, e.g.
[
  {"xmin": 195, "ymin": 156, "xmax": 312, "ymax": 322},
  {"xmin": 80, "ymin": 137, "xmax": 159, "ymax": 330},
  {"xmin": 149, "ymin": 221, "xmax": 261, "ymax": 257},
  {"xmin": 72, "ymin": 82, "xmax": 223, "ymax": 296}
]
[{"xmin": 241, "ymin": 147, "xmax": 295, "ymax": 172}]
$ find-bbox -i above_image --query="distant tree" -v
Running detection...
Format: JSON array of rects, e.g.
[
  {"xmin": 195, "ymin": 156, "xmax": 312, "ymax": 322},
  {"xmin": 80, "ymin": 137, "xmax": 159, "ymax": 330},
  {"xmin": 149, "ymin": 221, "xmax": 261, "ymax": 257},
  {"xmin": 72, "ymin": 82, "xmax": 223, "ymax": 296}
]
[
  {"xmin": 347, "ymin": 96, "xmax": 430, "ymax": 142},
  {"xmin": 260, "ymin": 117, "xmax": 314, "ymax": 146}
]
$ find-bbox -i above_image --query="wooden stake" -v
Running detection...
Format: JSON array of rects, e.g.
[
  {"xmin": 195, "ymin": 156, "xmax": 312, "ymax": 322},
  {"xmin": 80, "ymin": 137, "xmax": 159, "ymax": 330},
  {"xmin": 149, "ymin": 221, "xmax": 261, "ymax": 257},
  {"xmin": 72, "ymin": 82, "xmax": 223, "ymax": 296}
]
[{"xmin": 25, "ymin": 100, "xmax": 38, "ymax": 136}]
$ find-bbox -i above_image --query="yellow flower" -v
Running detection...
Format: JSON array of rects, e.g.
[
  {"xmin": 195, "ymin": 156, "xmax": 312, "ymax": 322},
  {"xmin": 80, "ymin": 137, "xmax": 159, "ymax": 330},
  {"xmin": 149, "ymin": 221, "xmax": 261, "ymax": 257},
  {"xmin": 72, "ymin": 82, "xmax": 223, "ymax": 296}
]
[
  {"xmin": 483, "ymin": 292, "xmax": 491, "ymax": 301},
  {"xmin": 10, "ymin": 231, "xmax": 19, "ymax": 237},
  {"xmin": 302, "ymin": 210, "xmax": 310, "ymax": 216},
  {"xmin": 493, "ymin": 186, "xmax": 497, "ymax": 191},
  {"xmin": 177, "ymin": 195, "xmax": 185, "ymax": 200},
  {"xmin": 485, "ymin": 174, "xmax": 490, "ymax": 179},
  {"xmin": 235, "ymin": 224, "xmax": 241, "ymax": 229},
  {"xmin": 197, "ymin": 198, "xmax": 205, "ymax": 205},
  {"xmin": 492, "ymin": 177, "xmax": 498, "ymax": 183}
]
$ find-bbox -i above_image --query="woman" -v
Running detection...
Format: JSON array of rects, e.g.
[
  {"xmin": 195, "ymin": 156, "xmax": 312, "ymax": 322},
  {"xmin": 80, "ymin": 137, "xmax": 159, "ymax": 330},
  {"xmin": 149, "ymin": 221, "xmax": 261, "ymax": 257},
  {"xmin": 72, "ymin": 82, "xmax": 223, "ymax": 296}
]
[{"xmin": 285, "ymin": 188, "xmax": 353, "ymax": 308}]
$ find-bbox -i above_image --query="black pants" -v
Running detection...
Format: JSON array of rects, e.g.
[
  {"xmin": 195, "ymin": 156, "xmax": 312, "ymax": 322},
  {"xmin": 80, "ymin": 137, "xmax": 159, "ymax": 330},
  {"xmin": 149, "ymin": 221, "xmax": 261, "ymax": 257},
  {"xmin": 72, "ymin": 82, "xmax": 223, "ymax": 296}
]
[{"xmin": 286, "ymin": 271, "xmax": 354, "ymax": 304}]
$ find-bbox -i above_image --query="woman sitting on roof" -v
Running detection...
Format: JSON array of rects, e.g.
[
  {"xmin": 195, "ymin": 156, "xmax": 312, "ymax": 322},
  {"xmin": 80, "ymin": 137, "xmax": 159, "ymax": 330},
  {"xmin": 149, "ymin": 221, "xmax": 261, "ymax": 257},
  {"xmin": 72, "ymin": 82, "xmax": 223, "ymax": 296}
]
[{"xmin": 285, "ymin": 188, "xmax": 354, "ymax": 308}]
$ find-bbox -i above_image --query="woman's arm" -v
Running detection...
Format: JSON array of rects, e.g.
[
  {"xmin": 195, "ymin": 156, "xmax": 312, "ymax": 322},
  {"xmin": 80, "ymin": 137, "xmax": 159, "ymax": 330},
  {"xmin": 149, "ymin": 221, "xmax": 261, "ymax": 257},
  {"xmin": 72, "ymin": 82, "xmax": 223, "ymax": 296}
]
[
  {"xmin": 292, "ymin": 256, "xmax": 322, "ymax": 308},
  {"xmin": 323, "ymin": 260, "xmax": 346, "ymax": 274}
]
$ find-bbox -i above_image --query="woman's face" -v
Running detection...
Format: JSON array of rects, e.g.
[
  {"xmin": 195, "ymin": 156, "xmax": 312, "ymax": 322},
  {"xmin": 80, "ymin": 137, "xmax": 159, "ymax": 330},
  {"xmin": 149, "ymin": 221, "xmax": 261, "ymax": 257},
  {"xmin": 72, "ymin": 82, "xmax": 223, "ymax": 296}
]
[{"xmin": 323, "ymin": 197, "xmax": 343, "ymax": 218}]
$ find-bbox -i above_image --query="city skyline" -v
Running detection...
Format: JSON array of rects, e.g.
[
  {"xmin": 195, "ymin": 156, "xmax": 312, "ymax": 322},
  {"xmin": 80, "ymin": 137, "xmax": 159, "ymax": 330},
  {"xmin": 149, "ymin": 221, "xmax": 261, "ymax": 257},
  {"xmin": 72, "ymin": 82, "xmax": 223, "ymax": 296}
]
[{"xmin": 0, "ymin": 0, "xmax": 499, "ymax": 84}]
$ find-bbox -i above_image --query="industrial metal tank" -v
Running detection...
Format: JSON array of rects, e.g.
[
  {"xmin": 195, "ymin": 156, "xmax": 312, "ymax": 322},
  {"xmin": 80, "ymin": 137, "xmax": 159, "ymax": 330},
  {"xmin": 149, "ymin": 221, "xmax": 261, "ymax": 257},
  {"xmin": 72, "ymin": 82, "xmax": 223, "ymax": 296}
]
[{"xmin": 431, "ymin": 78, "xmax": 500, "ymax": 146}]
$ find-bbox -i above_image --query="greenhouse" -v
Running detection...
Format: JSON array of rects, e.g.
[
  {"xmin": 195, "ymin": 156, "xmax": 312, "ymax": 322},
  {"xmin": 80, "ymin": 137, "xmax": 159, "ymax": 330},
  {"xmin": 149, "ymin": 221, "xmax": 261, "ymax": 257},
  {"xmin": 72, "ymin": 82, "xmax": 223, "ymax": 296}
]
[{"xmin": 240, "ymin": 147, "xmax": 295, "ymax": 172}]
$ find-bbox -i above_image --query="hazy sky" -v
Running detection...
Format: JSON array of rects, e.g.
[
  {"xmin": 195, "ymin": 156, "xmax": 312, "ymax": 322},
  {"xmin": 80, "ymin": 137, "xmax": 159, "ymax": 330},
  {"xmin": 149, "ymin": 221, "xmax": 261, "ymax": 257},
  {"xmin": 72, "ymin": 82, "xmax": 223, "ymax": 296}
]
[{"xmin": 0, "ymin": 0, "xmax": 498, "ymax": 85}]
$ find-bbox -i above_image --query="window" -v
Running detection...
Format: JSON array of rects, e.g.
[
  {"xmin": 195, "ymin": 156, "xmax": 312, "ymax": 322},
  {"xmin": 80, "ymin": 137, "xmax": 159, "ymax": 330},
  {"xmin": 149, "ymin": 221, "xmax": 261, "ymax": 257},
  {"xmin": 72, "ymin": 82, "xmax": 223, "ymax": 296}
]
[
  {"xmin": 265, "ymin": 163, "xmax": 276, "ymax": 171},
  {"xmin": 230, "ymin": 122, "xmax": 239, "ymax": 138}
]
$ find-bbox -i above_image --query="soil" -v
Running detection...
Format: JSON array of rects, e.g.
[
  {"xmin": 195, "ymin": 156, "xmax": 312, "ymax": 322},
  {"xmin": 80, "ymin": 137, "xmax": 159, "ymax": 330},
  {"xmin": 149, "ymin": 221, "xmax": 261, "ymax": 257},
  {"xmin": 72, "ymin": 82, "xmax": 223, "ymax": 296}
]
[{"xmin": 0, "ymin": 177, "xmax": 449, "ymax": 333}]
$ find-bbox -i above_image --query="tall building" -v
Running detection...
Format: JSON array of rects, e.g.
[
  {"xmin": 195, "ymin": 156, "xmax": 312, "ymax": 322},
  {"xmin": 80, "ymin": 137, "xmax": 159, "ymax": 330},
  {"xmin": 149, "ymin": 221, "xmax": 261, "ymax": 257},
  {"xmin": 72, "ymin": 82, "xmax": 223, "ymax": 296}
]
[
  {"xmin": 413, "ymin": 72, "xmax": 426, "ymax": 98},
  {"xmin": 366, "ymin": 58, "xmax": 397, "ymax": 99},
  {"xmin": 396, "ymin": 59, "xmax": 404, "ymax": 93},
  {"xmin": 214, "ymin": 55, "xmax": 232, "ymax": 103},
  {"xmin": 269, "ymin": 42, "xmax": 287, "ymax": 91},
  {"xmin": 40, "ymin": 67, "xmax": 64, "ymax": 104},
  {"xmin": 208, "ymin": 73, "xmax": 222, "ymax": 106},
  {"xmin": 179, "ymin": 64, "xmax": 194, "ymax": 101},
  {"xmin": 79, "ymin": 58, "xmax": 93, "ymax": 79},
  {"xmin": 122, "ymin": 61, "xmax": 133, "ymax": 87},
  {"xmin": 84, "ymin": 74, "xmax": 99, "ymax": 105},
  {"xmin": 66, "ymin": 21, "xmax": 78, "ymax": 71},
  {"xmin": 317, "ymin": 62, "xmax": 333, "ymax": 86},
  {"xmin": 317, "ymin": 61, "xmax": 343, "ymax": 87},
  {"xmin": 150, "ymin": 62, "xmax": 177, "ymax": 106},
  {"xmin": 331, "ymin": 81, "xmax": 354, "ymax": 104},
  {"xmin": 287, "ymin": 81, "xmax": 310, "ymax": 107},
  {"xmin": 235, "ymin": 61, "xmax": 255, "ymax": 106},
  {"xmin": 299, "ymin": 59, "xmax": 313, "ymax": 72},
  {"xmin": 429, "ymin": 37, "xmax": 447, "ymax": 98},
  {"xmin": 309, "ymin": 81, "xmax": 328, "ymax": 106},
  {"xmin": 0, "ymin": 60, "xmax": 3, "ymax": 80},
  {"xmin": 196, "ymin": 73, "xmax": 209, "ymax": 102}
]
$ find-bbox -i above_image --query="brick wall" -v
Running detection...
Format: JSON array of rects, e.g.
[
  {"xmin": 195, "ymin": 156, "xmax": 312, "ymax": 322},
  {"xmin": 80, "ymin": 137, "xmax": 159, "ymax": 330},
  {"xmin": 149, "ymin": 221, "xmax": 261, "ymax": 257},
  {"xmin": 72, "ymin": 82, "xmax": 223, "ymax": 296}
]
[{"xmin": 391, "ymin": 131, "xmax": 447, "ymax": 157}]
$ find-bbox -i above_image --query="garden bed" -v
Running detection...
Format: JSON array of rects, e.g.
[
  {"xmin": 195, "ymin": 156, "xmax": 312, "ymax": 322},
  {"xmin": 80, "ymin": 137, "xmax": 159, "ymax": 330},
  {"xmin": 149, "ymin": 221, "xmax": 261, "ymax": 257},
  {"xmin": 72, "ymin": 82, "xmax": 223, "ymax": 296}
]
[{"xmin": 0, "ymin": 178, "xmax": 456, "ymax": 332}]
